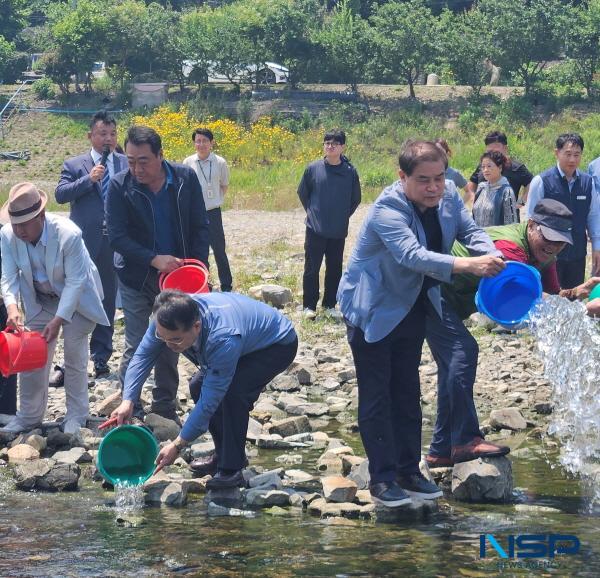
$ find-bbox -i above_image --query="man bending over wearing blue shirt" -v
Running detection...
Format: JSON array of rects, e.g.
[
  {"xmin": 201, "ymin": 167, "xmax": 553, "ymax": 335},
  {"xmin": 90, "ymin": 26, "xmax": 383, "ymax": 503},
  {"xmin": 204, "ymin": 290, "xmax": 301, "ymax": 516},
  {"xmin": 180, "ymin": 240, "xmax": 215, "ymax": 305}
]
[{"xmin": 111, "ymin": 291, "xmax": 298, "ymax": 489}]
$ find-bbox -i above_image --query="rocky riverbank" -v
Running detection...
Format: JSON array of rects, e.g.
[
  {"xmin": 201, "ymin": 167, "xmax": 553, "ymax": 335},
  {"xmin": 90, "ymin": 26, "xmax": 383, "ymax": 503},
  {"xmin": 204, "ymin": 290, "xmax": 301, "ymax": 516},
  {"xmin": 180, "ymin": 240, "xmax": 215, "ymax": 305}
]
[{"xmin": 0, "ymin": 207, "xmax": 558, "ymax": 520}]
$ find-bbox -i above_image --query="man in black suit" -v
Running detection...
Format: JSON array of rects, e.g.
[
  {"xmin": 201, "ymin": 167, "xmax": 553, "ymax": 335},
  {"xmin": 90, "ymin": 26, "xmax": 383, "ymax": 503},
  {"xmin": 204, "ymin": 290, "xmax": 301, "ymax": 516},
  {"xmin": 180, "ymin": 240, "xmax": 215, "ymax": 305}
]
[{"xmin": 55, "ymin": 110, "xmax": 127, "ymax": 379}]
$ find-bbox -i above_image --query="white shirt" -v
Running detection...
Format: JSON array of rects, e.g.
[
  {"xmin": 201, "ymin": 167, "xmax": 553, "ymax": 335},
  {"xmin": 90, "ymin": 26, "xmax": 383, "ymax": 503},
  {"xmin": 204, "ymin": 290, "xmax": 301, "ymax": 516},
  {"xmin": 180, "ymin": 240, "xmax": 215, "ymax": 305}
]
[
  {"xmin": 26, "ymin": 218, "xmax": 54, "ymax": 294},
  {"xmin": 90, "ymin": 147, "xmax": 115, "ymax": 177},
  {"xmin": 182, "ymin": 152, "xmax": 230, "ymax": 211},
  {"xmin": 525, "ymin": 163, "xmax": 600, "ymax": 250}
]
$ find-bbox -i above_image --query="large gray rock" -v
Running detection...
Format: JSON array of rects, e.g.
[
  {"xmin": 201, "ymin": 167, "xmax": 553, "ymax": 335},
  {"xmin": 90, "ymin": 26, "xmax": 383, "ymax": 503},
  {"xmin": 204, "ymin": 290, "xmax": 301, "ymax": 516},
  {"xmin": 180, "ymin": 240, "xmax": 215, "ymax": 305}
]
[
  {"xmin": 268, "ymin": 374, "xmax": 301, "ymax": 393},
  {"xmin": 145, "ymin": 480, "xmax": 188, "ymax": 506},
  {"xmin": 307, "ymin": 498, "xmax": 362, "ymax": 519},
  {"xmin": 270, "ymin": 416, "xmax": 311, "ymax": 438},
  {"xmin": 16, "ymin": 459, "xmax": 81, "ymax": 491},
  {"xmin": 452, "ymin": 457, "xmax": 513, "ymax": 502},
  {"xmin": 287, "ymin": 402, "xmax": 329, "ymax": 417},
  {"xmin": 489, "ymin": 408, "xmax": 527, "ymax": 431},
  {"xmin": 52, "ymin": 447, "xmax": 92, "ymax": 464},
  {"xmin": 190, "ymin": 440, "xmax": 215, "ymax": 458},
  {"xmin": 248, "ymin": 284, "xmax": 292, "ymax": 309},
  {"xmin": 246, "ymin": 417, "xmax": 263, "ymax": 442},
  {"xmin": 145, "ymin": 413, "xmax": 180, "ymax": 441},
  {"xmin": 316, "ymin": 452, "xmax": 344, "ymax": 475},
  {"xmin": 7, "ymin": 444, "xmax": 40, "ymax": 464},
  {"xmin": 13, "ymin": 458, "xmax": 53, "ymax": 489},
  {"xmin": 46, "ymin": 429, "xmax": 72, "ymax": 450},
  {"xmin": 95, "ymin": 390, "xmax": 122, "ymax": 416},
  {"xmin": 245, "ymin": 488, "xmax": 290, "ymax": 507},
  {"xmin": 322, "ymin": 476, "xmax": 358, "ymax": 503},
  {"xmin": 248, "ymin": 469, "xmax": 283, "ymax": 489}
]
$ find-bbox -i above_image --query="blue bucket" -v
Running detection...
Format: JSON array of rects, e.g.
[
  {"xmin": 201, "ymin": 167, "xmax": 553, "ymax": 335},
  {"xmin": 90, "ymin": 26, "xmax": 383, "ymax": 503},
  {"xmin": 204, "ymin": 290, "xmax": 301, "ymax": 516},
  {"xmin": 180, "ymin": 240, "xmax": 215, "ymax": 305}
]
[{"xmin": 475, "ymin": 261, "xmax": 542, "ymax": 329}]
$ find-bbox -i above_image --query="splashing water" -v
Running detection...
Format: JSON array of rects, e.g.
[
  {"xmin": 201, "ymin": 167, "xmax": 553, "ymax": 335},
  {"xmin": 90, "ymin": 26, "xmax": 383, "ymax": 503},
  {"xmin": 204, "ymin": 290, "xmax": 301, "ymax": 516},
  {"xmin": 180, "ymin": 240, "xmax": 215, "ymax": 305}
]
[
  {"xmin": 114, "ymin": 480, "xmax": 145, "ymax": 515},
  {"xmin": 529, "ymin": 296, "xmax": 600, "ymax": 503}
]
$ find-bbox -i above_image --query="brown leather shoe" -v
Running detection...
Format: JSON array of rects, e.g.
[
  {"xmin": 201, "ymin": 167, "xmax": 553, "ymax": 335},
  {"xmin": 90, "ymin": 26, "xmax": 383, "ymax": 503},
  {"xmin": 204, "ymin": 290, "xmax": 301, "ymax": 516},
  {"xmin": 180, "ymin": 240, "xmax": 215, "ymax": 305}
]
[
  {"xmin": 425, "ymin": 454, "xmax": 454, "ymax": 468},
  {"xmin": 451, "ymin": 437, "xmax": 510, "ymax": 464},
  {"xmin": 189, "ymin": 453, "xmax": 218, "ymax": 476}
]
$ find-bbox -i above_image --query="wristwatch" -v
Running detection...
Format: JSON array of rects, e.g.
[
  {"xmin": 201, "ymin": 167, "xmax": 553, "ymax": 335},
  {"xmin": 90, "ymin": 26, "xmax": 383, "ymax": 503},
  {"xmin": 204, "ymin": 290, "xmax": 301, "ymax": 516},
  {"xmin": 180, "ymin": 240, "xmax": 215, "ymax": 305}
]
[{"xmin": 172, "ymin": 437, "xmax": 188, "ymax": 451}]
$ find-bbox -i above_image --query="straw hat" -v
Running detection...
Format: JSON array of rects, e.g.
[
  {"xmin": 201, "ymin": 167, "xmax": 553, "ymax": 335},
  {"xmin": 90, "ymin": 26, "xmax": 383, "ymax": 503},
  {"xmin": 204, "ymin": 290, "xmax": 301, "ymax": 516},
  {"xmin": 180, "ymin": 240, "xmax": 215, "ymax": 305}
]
[{"xmin": 0, "ymin": 182, "xmax": 48, "ymax": 225}]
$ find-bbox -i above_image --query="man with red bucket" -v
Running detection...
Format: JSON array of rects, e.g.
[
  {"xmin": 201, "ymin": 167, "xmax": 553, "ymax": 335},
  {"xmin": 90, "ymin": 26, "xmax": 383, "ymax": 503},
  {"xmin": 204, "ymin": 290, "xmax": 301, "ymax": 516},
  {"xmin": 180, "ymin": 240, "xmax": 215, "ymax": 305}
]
[{"xmin": 0, "ymin": 182, "xmax": 108, "ymax": 435}]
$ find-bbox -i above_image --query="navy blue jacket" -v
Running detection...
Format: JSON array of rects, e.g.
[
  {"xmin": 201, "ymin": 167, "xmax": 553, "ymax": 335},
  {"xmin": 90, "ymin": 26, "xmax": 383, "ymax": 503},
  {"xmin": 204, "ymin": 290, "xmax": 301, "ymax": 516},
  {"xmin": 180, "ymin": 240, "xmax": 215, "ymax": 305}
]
[
  {"xmin": 105, "ymin": 161, "xmax": 210, "ymax": 291},
  {"xmin": 297, "ymin": 157, "xmax": 361, "ymax": 239},
  {"xmin": 55, "ymin": 151, "xmax": 127, "ymax": 259}
]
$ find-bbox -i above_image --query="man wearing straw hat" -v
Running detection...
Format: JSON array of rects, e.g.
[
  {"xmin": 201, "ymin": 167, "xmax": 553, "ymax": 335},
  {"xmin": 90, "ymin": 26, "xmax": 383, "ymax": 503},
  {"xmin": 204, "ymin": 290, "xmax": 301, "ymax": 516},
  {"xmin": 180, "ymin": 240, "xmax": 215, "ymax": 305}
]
[{"xmin": 0, "ymin": 182, "xmax": 108, "ymax": 435}]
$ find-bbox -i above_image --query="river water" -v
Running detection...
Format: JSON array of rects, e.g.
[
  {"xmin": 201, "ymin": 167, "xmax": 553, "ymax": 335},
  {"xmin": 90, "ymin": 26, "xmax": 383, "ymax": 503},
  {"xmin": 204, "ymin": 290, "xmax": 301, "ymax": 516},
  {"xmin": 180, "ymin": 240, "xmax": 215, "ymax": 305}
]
[{"xmin": 2, "ymin": 420, "xmax": 600, "ymax": 577}]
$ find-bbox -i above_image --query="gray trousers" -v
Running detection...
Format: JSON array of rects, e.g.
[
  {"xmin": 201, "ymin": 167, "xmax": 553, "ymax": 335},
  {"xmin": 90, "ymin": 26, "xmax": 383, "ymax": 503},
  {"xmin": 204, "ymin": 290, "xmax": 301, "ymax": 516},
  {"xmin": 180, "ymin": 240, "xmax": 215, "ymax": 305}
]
[
  {"xmin": 18, "ymin": 293, "xmax": 95, "ymax": 426},
  {"xmin": 118, "ymin": 279, "xmax": 179, "ymax": 418}
]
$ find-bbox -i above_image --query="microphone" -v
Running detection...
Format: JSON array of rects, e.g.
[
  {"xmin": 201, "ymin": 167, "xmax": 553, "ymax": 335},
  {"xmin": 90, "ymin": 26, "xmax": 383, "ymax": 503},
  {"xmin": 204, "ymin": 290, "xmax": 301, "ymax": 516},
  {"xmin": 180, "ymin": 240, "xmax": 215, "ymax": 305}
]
[{"xmin": 99, "ymin": 144, "xmax": 110, "ymax": 167}]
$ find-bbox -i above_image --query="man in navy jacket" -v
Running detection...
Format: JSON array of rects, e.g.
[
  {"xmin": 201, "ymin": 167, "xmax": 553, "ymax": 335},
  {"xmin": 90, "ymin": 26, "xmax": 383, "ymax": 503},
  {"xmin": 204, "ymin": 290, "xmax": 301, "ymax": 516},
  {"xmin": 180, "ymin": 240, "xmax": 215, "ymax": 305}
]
[
  {"xmin": 55, "ymin": 110, "xmax": 127, "ymax": 379},
  {"xmin": 106, "ymin": 125, "xmax": 209, "ymax": 423}
]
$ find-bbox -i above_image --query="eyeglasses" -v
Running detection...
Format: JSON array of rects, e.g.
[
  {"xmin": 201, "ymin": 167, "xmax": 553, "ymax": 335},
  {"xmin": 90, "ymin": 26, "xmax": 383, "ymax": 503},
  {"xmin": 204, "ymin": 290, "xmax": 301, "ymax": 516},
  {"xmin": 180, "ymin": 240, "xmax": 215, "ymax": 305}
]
[
  {"xmin": 154, "ymin": 328, "xmax": 185, "ymax": 346},
  {"xmin": 323, "ymin": 141, "xmax": 342, "ymax": 148}
]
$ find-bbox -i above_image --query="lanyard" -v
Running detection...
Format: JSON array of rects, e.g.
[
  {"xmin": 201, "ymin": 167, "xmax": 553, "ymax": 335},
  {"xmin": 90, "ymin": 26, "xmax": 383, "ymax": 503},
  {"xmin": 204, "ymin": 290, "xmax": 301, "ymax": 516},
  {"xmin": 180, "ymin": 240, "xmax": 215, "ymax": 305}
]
[{"xmin": 197, "ymin": 158, "xmax": 212, "ymax": 184}]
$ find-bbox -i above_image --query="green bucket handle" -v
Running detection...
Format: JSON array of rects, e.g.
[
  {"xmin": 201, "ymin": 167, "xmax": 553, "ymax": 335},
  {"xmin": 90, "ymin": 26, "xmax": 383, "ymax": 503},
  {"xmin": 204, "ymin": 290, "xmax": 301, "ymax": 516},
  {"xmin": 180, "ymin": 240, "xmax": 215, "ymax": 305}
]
[{"xmin": 97, "ymin": 425, "xmax": 159, "ymax": 486}]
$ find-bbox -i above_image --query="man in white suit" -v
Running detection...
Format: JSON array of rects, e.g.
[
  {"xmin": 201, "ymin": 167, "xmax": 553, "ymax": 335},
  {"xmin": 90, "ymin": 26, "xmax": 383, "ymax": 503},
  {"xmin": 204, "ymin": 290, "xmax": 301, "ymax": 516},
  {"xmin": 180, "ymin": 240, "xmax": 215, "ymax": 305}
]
[{"xmin": 0, "ymin": 182, "xmax": 108, "ymax": 435}]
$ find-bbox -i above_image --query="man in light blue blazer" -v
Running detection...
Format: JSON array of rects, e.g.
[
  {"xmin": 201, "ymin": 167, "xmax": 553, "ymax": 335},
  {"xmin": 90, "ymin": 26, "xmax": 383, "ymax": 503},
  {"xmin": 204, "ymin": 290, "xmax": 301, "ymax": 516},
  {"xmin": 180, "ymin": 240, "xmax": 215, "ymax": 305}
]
[
  {"xmin": 338, "ymin": 140, "xmax": 508, "ymax": 508},
  {"xmin": 55, "ymin": 111, "xmax": 127, "ymax": 379}
]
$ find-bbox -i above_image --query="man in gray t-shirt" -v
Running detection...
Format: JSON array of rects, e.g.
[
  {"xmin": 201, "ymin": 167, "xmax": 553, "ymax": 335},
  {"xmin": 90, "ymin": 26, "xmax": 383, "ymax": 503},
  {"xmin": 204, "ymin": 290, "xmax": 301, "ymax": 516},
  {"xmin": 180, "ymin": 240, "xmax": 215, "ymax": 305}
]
[{"xmin": 183, "ymin": 128, "xmax": 232, "ymax": 292}]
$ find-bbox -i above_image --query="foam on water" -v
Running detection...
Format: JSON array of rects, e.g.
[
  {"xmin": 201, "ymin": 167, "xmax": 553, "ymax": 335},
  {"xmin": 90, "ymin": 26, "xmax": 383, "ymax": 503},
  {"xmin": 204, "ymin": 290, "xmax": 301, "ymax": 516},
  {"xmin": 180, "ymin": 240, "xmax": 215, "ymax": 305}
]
[
  {"xmin": 528, "ymin": 296, "xmax": 600, "ymax": 504},
  {"xmin": 114, "ymin": 480, "xmax": 145, "ymax": 514}
]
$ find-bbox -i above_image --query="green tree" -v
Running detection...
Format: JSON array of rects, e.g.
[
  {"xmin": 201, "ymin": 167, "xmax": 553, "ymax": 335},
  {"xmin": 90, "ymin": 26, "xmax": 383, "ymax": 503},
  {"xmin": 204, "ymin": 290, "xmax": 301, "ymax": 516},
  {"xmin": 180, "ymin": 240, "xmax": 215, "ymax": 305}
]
[
  {"xmin": 479, "ymin": 0, "xmax": 566, "ymax": 95},
  {"xmin": 564, "ymin": 0, "xmax": 600, "ymax": 98},
  {"xmin": 180, "ymin": 8, "xmax": 213, "ymax": 85},
  {"xmin": 47, "ymin": 0, "xmax": 108, "ymax": 94},
  {"xmin": 0, "ymin": 0, "xmax": 29, "ymax": 41},
  {"xmin": 438, "ymin": 7, "xmax": 493, "ymax": 96},
  {"xmin": 370, "ymin": 0, "xmax": 438, "ymax": 99},
  {"xmin": 0, "ymin": 35, "xmax": 16, "ymax": 82},
  {"xmin": 316, "ymin": 0, "xmax": 371, "ymax": 93}
]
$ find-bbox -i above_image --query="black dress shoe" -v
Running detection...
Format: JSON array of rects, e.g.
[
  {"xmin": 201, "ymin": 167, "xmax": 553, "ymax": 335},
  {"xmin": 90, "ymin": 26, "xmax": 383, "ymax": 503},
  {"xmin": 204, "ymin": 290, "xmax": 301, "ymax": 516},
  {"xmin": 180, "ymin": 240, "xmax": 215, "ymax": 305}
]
[
  {"xmin": 205, "ymin": 470, "xmax": 245, "ymax": 490},
  {"xmin": 369, "ymin": 481, "xmax": 412, "ymax": 507},
  {"xmin": 189, "ymin": 453, "xmax": 218, "ymax": 476},
  {"xmin": 94, "ymin": 362, "xmax": 110, "ymax": 378},
  {"xmin": 397, "ymin": 473, "xmax": 443, "ymax": 500},
  {"xmin": 49, "ymin": 365, "xmax": 64, "ymax": 388}
]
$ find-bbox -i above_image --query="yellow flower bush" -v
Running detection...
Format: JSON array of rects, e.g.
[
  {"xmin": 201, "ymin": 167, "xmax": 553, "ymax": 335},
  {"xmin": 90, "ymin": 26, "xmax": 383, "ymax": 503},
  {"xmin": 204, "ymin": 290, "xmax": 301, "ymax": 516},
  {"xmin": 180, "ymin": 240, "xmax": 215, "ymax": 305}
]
[{"xmin": 128, "ymin": 105, "xmax": 318, "ymax": 168}]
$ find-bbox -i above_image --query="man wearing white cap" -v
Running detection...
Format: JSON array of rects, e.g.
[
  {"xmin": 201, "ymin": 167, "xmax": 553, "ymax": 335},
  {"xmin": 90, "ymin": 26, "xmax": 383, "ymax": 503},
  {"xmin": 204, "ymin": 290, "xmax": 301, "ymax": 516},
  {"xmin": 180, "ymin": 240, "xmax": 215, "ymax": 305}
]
[{"xmin": 0, "ymin": 182, "xmax": 108, "ymax": 435}]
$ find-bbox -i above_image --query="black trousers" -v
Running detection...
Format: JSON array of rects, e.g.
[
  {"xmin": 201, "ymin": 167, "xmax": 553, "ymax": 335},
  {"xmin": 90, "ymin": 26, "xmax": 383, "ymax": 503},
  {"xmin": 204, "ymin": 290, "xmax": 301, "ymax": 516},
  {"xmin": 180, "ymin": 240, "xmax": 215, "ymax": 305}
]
[
  {"xmin": 207, "ymin": 208, "xmax": 232, "ymax": 291},
  {"xmin": 189, "ymin": 335, "xmax": 298, "ymax": 470},
  {"xmin": 347, "ymin": 299, "xmax": 426, "ymax": 484},
  {"xmin": 90, "ymin": 235, "xmax": 116, "ymax": 365},
  {"xmin": 302, "ymin": 227, "xmax": 345, "ymax": 310},
  {"xmin": 0, "ymin": 302, "xmax": 17, "ymax": 415},
  {"xmin": 556, "ymin": 258, "xmax": 586, "ymax": 290}
]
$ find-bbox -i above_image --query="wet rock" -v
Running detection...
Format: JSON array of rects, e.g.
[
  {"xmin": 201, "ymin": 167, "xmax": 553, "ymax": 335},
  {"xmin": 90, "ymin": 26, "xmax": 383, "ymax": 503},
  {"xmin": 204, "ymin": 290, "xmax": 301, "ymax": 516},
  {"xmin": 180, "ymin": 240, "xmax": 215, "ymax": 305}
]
[
  {"xmin": 248, "ymin": 284, "xmax": 292, "ymax": 309},
  {"xmin": 248, "ymin": 469, "xmax": 283, "ymax": 489},
  {"xmin": 287, "ymin": 402, "xmax": 329, "ymax": 417},
  {"xmin": 190, "ymin": 440, "xmax": 215, "ymax": 458},
  {"xmin": 533, "ymin": 402, "xmax": 553, "ymax": 415},
  {"xmin": 207, "ymin": 501, "xmax": 255, "ymax": 517},
  {"xmin": 307, "ymin": 498, "xmax": 362, "ymax": 519},
  {"xmin": 46, "ymin": 429, "xmax": 72, "ymax": 450},
  {"xmin": 355, "ymin": 489, "xmax": 373, "ymax": 505},
  {"xmin": 206, "ymin": 487, "xmax": 243, "ymax": 507},
  {"xmin": 321, "ymin": 377, "xmax": 341, "ymax": 392},
  {"xmin": 347, "ymin": 459, "xmax": 370, "ymax": 490},
  {"xmin": 268, "ymin": 374, "xmax": 301, "ymax": 393},
  {"xmin": 145, "ymin": 481, "xmax": 188, "ymax": 506},
  {"xmin": 373, "ymin": 499, "xmax": 438, "ymax": 522},
  {"xmin": 145, "ymin": 414, "xmax": 180, "ymax": 442},
  {"xmin": 181, "ymin": 478, "xmax": 206, "ymax": 494},
  {"xmin": 95, "ymin": 390, "xmax": 122, "ymax": 416},
  {"xmin": 245, "ymin": 488, "xmax": 290, "ymax": 507},
  {"xmin": 337, "ymin": 368, "xmax": 356, "ymax": 383},
  {"xmin": 19, "ymin": 460, "xmax": 81, "ymax": 491},
  {"xmin": 269, "ymin": 416, "xmax": 311, "ymax": 438},
  {"xmin": 322, "ymin": 476, "xmax": 358, "ymax": 503},
  {"xmin": 342, "ymin": 455, "xmax": 365, "ymax": 475},
  {"xmin": 13, "ymin": 458, "xmax": 53, "ymax": 489},
  {"xmin": 7, "ymin": 444, "xmax": 40, "ymax": 464},
  {"xmin": 316, "ymin": 452, "xmax": 344, "ymax": 475},
  {"xmin": 246, "ymin": 417, "xmax": 263, "ymax": 442},
  {"xmin": 294, "ymin": 367, "xmax": 313, "ymax": 385},
  {"xmin": 283, "ymin": 469, "xmax": 314, "ymax": 484},
  {"xmin": 451, "ymin": 457, "xmax": 513, "ymax": 502},
  {"xmin": 288, "ymin": 493, "xmax": 305, "ymax": 508},
  {"xmin": 489, "ymin": 408, "xmax": 527, "ymax": 431},
  {"xmin": 311, "ymin": 431, "xmax": 329, "ymax": 449},
  {"xmin": 282, "ymin": 433, "xmax": 312, "ymax": 444},
  {"xmin": 256, "ymin": 434, "xmax": 307, "ymax": 449},
  {"xmin": 251, "ymin": 400, "xmax": 287, "ymax": 421}
]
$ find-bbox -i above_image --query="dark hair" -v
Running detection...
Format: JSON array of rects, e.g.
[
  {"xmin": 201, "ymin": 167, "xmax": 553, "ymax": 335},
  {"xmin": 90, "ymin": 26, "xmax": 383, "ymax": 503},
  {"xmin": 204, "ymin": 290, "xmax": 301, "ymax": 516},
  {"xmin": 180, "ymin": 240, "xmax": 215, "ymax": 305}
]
[
  {"xmin": 152, "ymin": 291, "xmax": 200, "ymax": 331},
  {"xmin": 480, "ymin": 150, "xmax": 507, "ymax": 169},
  {"xmin": 90, "ymin": 110, "xmax": 116, "ymax": 130},
  {"xmin": 398, "ymin": 140, "xmax": 448, "ymax": 176},
  {"xmin": 434, "ymin": 138, "xmax": 451, "ymax": 156},
  {"xmin": 484, "ymin": 131, "xmax": 508, "ymax": 146},
  {"xmin": 324, "ymin": 129, "xmax": 346, "ymax": 145},
  {"xmin": 556, "ymin": 133, "xmax": 584, "ymax": 151},
  {"xmin": 192, "ymin": 128, "xmax": 214, "ymax": 142},
  {"xmin": 124, "ymin": 125, "xmax": 162, "ymax": 156}
]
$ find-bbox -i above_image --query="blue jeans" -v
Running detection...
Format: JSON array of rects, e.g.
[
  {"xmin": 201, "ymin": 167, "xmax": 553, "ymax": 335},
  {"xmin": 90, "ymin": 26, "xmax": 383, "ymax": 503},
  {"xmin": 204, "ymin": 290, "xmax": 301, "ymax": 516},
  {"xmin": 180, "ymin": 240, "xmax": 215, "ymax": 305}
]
[{"xmin": 425, "ymin": 298, "xmax": 482, "ymax": 457}]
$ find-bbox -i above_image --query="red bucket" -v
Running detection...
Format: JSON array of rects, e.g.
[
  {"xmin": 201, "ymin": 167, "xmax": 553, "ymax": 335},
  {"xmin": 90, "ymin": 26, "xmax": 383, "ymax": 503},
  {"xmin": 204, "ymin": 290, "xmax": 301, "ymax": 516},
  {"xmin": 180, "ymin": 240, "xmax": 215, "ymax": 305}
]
[
  {"xmin": 0, "ymin": 328, "xmax": 48, "ymax": 377},
  {"xmin": 158, "ymin": 259, "xmax": 209, "ymax": 294}
]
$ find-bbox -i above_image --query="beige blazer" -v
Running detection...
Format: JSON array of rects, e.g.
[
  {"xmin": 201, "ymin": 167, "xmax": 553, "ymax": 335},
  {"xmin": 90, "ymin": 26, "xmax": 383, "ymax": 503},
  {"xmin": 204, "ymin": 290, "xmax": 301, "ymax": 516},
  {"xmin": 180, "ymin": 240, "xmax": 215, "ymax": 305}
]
[{"xmin": 0, "ymin": 213, "xmax": 109, "ymax": 326}]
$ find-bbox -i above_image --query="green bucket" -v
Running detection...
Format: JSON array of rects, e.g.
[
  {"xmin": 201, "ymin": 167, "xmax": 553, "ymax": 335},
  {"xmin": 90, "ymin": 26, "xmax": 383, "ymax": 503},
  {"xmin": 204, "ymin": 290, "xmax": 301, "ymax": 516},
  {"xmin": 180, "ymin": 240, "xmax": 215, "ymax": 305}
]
[{"xmin": 97, "ymin": 425, "xmax": 159, "ymax": 486}]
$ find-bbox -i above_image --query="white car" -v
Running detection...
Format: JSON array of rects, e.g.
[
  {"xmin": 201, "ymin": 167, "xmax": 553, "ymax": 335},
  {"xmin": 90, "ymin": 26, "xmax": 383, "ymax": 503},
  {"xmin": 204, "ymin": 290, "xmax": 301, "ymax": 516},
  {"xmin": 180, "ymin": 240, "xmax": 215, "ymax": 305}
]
[{"xmin": 182, "ymin": 60, "xmax": 289, "ymax": 84}]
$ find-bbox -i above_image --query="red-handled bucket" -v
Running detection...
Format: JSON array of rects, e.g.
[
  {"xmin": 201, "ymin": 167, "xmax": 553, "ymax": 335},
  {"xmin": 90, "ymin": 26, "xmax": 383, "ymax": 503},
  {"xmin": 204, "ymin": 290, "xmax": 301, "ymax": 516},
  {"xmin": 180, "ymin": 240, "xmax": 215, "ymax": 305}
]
[
  {"xmin": 158, "ymin": 259, "xmax": 209, "ymax": 294},
  {"xmin": 0, "ymin": 328, "xmax": 48, "ymax": 377}
]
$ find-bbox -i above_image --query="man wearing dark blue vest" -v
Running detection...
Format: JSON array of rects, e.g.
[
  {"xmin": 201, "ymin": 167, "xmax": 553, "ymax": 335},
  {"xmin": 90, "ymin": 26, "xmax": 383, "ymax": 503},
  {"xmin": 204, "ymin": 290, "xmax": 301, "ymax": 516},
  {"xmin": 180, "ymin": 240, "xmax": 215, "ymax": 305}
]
[
  {"xmin": 526, "ymin": 133, "xmax": 600, "ymax": 289},
  {"xmin": 56, "ymin": 111, "xmax": 127, "ymax": 378}
]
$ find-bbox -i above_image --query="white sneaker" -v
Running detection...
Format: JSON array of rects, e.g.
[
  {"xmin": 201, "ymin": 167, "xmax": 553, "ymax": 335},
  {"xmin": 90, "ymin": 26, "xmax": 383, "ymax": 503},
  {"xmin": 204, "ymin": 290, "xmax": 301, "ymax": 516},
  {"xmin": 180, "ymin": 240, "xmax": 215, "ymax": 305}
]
[
  {"xmin": 62, "ymin": 419, "xmax": 84, "ymax": 436},
  {"xmin": 302, "ymin": 308, "xmax": 317, "ymax": 320},
  {"xmin": 0, "ymin": 417, "xmax": 41, "ymax": 434},
  {"xmin": 323, "ymin": 307, "xmax": 343, "ymax": 320}
]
